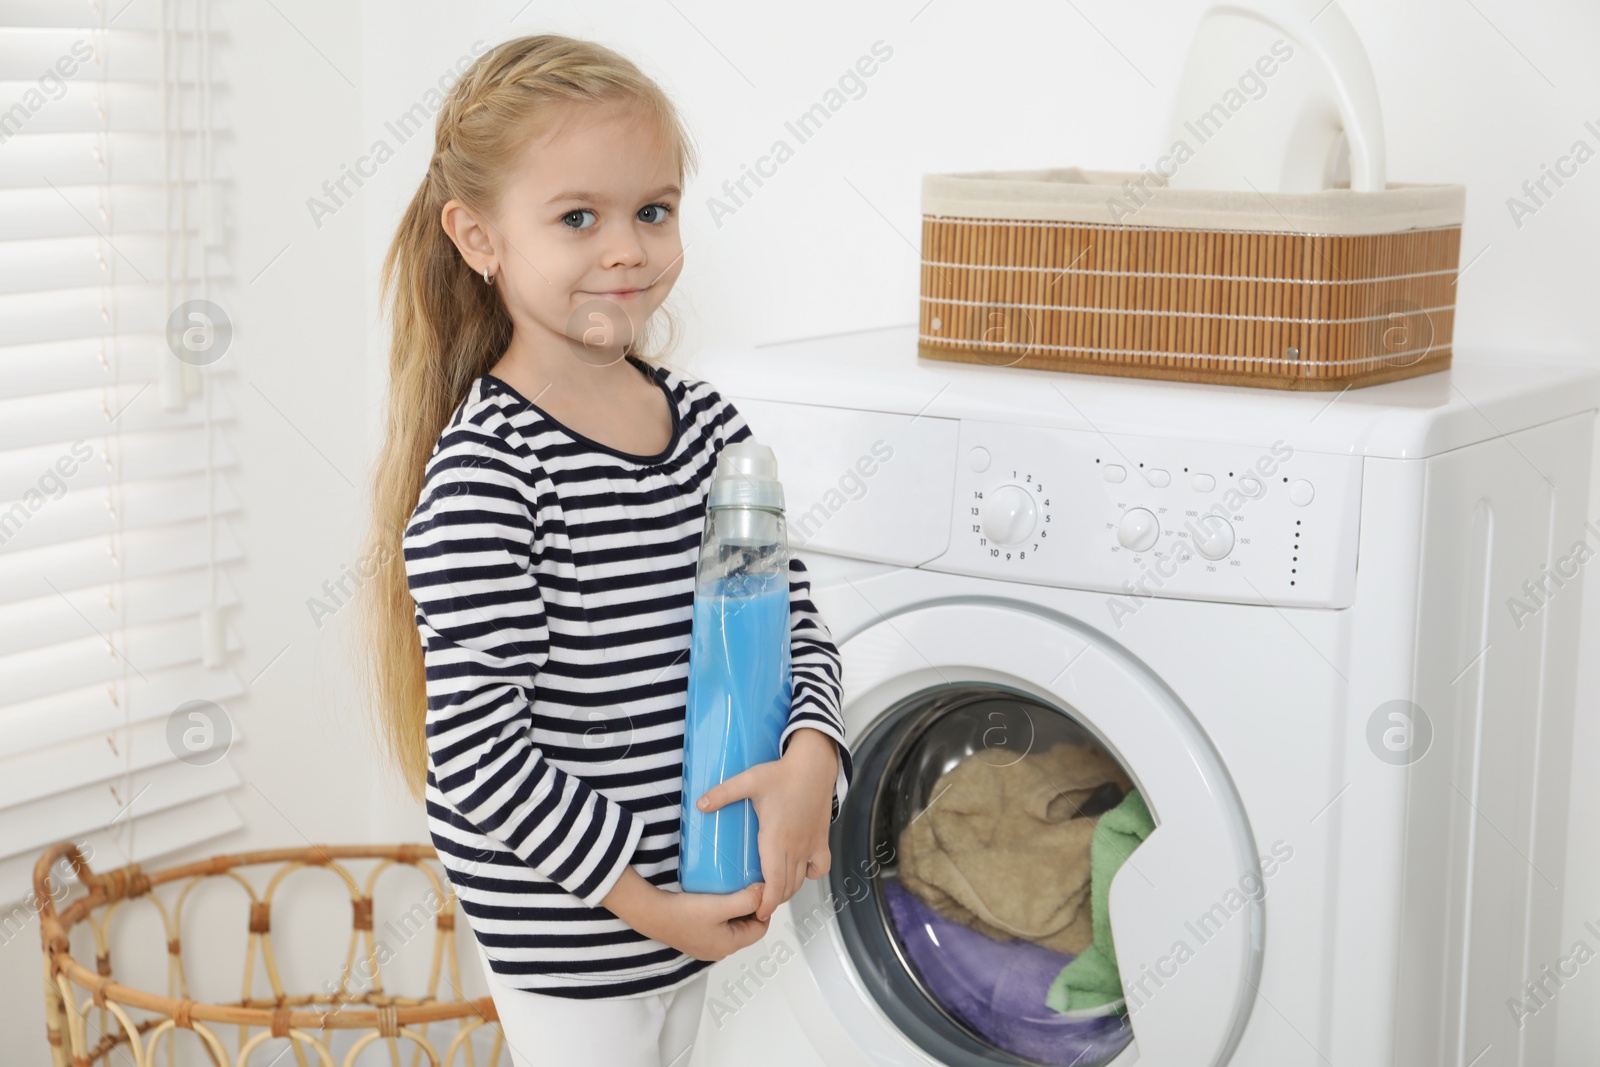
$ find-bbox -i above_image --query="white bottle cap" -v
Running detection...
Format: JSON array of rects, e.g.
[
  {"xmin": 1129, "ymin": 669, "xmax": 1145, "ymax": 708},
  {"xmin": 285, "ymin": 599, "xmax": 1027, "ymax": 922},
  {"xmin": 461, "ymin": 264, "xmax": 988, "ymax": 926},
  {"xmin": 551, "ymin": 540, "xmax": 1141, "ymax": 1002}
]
[{"xmin": 708, "ymin": 440, "xmax": 785, "ymax": 512}]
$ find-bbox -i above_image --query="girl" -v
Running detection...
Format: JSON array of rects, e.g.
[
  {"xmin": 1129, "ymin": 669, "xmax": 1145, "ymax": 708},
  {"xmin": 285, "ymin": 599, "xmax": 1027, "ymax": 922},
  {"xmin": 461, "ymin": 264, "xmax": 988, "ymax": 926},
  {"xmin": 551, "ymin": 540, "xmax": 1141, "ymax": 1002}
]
[{"xmin": 360, "ymin": 34, "xmax": 853, "ymax": 1067}]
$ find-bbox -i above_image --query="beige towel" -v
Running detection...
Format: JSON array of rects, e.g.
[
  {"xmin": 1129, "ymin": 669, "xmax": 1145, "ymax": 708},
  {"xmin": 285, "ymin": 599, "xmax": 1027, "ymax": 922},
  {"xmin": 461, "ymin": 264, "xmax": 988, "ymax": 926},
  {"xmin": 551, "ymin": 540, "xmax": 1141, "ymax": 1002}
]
[{"xmin": 897, "ymin": 741, "xmax": 1132, "ymax": 955}]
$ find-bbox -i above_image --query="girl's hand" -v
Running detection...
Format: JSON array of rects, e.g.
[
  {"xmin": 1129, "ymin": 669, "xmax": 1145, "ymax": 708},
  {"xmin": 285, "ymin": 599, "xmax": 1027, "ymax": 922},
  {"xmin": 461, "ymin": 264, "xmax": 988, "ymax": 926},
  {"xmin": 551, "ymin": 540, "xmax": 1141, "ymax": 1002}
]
[
  {"xmin": 602, "ymin": 867, "xmax": 769, "ymax": 962},
  {"xmin": 652, "ymin": 882, "xmax": 771, "ymax": 961},
  {"xmin": 696, "ymin": 728, "xmax": 839, "ymax": 922}
]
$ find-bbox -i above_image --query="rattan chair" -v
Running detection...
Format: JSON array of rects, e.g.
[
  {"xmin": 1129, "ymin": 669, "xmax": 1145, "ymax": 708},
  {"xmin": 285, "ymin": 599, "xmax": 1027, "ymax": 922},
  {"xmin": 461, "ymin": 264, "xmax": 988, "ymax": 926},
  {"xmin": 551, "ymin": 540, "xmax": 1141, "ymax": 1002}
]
[{"xmin": 35, "ymin": 840, "xmax": 508, "ymax": 1067}]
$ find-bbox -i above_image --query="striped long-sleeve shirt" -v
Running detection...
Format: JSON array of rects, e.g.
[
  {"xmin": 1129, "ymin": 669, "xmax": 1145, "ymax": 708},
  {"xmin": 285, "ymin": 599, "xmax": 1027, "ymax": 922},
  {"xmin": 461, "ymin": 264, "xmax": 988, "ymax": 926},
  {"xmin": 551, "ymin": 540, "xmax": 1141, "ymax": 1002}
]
[{"xmin": 401, "ymin": 354, "xmax": 852, "ymax": 999}]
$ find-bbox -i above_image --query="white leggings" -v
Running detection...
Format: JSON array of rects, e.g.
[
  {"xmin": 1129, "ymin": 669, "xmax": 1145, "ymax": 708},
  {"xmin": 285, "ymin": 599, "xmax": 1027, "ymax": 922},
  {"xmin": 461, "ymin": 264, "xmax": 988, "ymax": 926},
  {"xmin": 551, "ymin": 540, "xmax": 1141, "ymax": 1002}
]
[{"xmin": 474, "ymin": 940, "xmax": 710, "ymax": 1067}]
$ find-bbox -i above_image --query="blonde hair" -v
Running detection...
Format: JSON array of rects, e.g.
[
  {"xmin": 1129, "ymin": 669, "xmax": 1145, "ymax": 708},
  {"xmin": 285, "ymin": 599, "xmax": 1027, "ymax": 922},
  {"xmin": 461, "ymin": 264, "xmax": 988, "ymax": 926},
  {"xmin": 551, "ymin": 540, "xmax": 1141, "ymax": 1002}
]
[{"xmin": 360, "ymin": 35, "xmax": 700, "ymax": 802}]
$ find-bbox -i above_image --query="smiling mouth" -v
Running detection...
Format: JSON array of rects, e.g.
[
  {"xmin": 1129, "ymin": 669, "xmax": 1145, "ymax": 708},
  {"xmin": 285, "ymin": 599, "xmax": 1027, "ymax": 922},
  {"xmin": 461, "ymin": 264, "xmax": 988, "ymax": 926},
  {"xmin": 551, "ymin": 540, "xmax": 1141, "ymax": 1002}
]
[{"xmin": 584, "ymin": 285, "xmax": 650, "ymax": 298}]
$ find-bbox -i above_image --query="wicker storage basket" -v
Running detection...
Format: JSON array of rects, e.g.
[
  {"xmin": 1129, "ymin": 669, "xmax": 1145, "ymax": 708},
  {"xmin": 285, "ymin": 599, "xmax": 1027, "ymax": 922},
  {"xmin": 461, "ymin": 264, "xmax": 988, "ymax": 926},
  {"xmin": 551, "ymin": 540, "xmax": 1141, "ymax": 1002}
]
[
  {"xmin": 918, "ymin": 167, "xmax": 1465, "ymax": 390},
  {"xmin": 36, "ymin": 841, "xmax": 507, "ymax": 1067}
]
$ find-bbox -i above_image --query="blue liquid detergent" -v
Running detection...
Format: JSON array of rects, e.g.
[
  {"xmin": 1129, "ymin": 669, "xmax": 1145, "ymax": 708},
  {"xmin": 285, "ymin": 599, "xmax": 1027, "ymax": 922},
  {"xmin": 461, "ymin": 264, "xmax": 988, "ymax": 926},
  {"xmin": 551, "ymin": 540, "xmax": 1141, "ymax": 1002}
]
[{"xmin": 679, "ymin": 571, "xmax": 791, "ymax": 893}]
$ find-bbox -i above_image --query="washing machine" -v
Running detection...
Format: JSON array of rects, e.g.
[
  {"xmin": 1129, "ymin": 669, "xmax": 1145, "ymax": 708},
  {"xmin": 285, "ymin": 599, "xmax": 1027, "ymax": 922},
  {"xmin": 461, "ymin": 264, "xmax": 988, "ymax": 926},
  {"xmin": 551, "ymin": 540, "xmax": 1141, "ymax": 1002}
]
[{"xmin": 682, "ymin": 324, "xmax": 1597, "ymax": 1067}]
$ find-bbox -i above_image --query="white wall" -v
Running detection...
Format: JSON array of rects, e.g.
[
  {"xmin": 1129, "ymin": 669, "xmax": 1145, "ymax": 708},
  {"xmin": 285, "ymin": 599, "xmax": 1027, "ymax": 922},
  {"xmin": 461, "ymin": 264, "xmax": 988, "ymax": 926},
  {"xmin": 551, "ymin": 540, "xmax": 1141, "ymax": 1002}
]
[{"xmin": 7, "ymin": 0, "xmax": 1595, "ymax": 1061}]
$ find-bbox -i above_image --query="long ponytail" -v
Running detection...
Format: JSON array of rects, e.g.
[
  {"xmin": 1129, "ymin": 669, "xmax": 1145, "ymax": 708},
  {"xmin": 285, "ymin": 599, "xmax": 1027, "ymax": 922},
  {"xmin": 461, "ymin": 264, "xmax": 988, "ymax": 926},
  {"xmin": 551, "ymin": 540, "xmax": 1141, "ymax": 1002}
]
[{"xmin": 358, "ymin": 35, "xmax": 699, "ymax": 801}]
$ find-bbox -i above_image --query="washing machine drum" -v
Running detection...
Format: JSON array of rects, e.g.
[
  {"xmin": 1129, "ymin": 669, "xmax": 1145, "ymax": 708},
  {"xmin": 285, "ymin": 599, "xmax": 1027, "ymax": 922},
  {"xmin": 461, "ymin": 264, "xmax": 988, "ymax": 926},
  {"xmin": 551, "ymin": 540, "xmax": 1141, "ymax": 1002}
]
[{"xmin": 786, "ymin": 604, "xmax": 1263, "ymax": 1067}]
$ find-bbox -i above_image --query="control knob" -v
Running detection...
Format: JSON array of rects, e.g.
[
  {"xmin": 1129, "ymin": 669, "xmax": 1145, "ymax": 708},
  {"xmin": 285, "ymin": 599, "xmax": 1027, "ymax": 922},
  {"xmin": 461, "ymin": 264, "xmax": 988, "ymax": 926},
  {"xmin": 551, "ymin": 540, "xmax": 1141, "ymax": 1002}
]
[
  {"xmin": 1192, "ymin": 514, "xmax": 1236, "ymax": 560},
  {"xmin": 981, "ymin": 485, "xmax": 1037, "ymax": 546},
  {"xmin": 1116, "ymin": 508, "xmax": 1160, "ymax": 553}
]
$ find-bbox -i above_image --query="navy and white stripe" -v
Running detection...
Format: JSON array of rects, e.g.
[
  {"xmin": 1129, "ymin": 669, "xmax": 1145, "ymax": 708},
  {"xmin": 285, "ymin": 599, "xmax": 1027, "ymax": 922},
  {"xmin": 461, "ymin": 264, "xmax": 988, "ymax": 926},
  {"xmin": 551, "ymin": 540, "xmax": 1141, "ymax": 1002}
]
[{"xmin": 402, "ymin": 354, "xmax": 852, "ymax": 999}]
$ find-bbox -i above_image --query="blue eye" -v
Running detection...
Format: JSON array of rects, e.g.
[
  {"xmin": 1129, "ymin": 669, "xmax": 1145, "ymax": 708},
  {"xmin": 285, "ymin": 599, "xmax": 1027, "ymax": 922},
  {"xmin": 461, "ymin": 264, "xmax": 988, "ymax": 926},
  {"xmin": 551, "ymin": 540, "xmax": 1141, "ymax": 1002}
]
[
  {"xmin": 562, "ymin": 209, "xmax": 596, "ymax": 230},
  {"xmin": 639, "ymin": 203, "xmax": 674, "ymax": 224}
]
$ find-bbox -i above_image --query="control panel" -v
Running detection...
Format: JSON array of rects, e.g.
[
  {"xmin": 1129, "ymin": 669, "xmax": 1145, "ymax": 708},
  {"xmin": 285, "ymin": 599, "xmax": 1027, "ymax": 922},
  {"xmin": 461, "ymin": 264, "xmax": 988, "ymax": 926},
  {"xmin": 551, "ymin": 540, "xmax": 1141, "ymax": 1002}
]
[{"xmin": 923, "ymin": 419, "xmax": 1363, "ymax": 609}]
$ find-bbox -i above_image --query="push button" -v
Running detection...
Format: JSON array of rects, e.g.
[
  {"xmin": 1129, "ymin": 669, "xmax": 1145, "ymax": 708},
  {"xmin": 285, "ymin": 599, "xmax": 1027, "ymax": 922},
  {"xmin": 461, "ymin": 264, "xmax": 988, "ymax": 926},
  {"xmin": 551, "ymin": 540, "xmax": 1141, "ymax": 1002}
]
[
  {"xmin": 1145, "ymin": 468, "xmax": 1171, "ymax": 487},
  {"xmin": 1290, "ymin": 479, "xmax": 1315, "ymax": 506},
  {"xmin": 1103, "ymin": 464, "xmax": 1127, "ymax": 484},
  {"xmin": 1191, "ymin": 473, "xmax": 1216, "ymax": 492}
]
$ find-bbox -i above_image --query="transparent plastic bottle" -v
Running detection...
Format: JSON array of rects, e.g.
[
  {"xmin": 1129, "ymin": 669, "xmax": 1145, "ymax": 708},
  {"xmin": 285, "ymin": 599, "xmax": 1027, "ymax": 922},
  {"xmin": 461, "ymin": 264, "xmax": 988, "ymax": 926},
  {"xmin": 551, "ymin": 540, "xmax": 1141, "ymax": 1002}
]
[{"xmin": 678, "ymin": 440, "xmax": 792, "ymax": 894}]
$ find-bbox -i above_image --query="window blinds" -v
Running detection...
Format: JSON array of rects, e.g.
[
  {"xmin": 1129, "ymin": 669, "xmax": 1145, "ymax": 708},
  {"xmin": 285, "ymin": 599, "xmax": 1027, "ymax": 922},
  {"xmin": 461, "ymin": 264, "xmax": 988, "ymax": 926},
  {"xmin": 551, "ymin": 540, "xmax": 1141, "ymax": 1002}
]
[{"xmin": 0, "ymin": 0, "xmax": 242, "ymax": 910}]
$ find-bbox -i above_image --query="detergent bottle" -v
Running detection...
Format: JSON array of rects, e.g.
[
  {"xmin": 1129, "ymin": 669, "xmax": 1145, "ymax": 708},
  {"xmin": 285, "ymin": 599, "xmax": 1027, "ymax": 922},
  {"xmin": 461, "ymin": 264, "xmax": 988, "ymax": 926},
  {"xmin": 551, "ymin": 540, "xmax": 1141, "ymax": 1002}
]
[{"xmin": 679, "ymin": 439, "xmax": 792, "ymax": 893}]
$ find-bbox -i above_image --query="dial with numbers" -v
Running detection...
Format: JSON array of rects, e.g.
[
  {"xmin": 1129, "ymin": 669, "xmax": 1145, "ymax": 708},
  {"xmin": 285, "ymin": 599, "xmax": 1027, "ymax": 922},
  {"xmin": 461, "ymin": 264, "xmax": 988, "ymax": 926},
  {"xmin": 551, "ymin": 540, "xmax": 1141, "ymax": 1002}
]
[{"xmin": 970, "ymin": 474, "xmax": 1052, "ymax": 562}]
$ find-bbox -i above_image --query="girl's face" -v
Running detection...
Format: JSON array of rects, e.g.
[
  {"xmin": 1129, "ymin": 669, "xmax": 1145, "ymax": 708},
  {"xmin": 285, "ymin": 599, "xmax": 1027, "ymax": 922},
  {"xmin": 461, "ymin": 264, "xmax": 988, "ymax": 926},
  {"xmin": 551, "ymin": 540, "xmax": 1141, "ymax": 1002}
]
[{"xmin": 476, "ymin": 101, "xmax": 684, "ymax": 364}]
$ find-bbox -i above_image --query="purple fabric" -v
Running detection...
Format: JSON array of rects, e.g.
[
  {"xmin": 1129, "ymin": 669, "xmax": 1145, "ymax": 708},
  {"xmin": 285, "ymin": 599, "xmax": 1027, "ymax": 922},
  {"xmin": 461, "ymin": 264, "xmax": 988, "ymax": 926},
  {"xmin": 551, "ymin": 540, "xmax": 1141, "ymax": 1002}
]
[{"xmin": 883, "ymin": 879, "xmax": 1132, "ymax": 1066}]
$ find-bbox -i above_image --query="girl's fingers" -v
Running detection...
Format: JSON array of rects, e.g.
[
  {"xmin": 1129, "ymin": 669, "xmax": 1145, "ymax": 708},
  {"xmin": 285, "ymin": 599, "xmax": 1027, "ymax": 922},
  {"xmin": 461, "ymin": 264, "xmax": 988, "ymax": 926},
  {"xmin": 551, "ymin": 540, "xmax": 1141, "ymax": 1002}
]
[
  {"xmin": 807, "ymin": 848, "xmax": 831, "ymax": 878},
  {"xmin": 761, "ymin": 857, "xmax": 804, "ymax": 923},
  {"xmin": 769, "ymin": 864, "xmax": 789, "ymax": 919},
  {"xmin": 699, "ymin": 761, "xmax": 774, "ymax": 814},
  {"xmin": 754, "ymin": 878, "xmax": 768, "ymax": 922},
  {"xmin": 727, "ymin": 882, "xmax": 763, "ymax": 920},
  {"xmin": 751, "ymin": 836, "xmax": 833, "ymax": 920},
  {"xmin": 760, "ymin": 838, "xmax": 791, "ymax": 918}
]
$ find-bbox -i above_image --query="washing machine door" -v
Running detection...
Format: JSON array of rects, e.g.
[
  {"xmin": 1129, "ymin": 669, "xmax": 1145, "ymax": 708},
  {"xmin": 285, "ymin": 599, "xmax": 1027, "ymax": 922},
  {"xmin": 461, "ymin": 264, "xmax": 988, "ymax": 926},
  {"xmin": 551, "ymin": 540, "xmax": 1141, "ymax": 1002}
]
[{"xmin": 778, "ymin": 601, "xmax": 1263, "ymax": 1067}]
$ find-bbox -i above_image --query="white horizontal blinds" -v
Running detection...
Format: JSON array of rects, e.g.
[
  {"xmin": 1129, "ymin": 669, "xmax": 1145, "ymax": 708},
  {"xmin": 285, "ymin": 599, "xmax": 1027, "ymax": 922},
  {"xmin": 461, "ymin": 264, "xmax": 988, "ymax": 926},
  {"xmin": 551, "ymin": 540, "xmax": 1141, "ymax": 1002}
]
[{"xmin": 0, "ymin": 0, "xmax": 243, "ymax": 907}]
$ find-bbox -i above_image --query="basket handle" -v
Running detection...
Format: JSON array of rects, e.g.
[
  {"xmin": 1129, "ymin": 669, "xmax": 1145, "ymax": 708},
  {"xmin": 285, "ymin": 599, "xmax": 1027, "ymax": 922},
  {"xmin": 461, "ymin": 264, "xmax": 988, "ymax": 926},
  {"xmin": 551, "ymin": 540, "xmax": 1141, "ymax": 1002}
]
[{"xmin": 1176, "ymin": 0, "xmax": 1387, "ymax": 192}]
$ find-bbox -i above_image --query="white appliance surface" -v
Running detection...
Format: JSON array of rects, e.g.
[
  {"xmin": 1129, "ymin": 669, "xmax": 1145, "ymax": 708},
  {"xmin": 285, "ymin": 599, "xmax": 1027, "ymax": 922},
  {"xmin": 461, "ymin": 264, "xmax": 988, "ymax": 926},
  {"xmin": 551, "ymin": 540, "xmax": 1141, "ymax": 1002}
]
[
  {"xmin": 688, "ymin": 322, "xmax": 1596, "ymax": 459},
  {"xmin": 682, "ymin": 326, "xmax": 1597, "ymax": 1067}
]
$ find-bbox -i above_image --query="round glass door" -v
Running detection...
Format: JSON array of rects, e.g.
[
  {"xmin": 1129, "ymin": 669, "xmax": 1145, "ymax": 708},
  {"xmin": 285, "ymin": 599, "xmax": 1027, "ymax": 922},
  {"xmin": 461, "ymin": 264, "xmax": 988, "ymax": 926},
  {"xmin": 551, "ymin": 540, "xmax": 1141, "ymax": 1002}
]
[{"xmin": 830, "ymin": 683, "xmax": 1140, "ymax": 1066}]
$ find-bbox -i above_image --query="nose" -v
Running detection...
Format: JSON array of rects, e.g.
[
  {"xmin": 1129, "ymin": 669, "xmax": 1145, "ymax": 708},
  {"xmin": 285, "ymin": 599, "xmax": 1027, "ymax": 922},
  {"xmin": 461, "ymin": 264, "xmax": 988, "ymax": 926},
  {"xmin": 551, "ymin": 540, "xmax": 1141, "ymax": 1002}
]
[{"xmin": 599, "ymin": 221, "xmax": 648, "ymax": 270}]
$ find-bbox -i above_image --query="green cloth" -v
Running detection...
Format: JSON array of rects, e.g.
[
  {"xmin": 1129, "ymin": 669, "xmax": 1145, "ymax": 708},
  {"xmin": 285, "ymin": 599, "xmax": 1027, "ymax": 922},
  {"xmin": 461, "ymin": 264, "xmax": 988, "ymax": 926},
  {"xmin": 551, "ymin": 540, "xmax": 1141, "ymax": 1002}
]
[{"xmin": 1045, "ymin": 788, "xmax": 1154, "ymax": 1014}]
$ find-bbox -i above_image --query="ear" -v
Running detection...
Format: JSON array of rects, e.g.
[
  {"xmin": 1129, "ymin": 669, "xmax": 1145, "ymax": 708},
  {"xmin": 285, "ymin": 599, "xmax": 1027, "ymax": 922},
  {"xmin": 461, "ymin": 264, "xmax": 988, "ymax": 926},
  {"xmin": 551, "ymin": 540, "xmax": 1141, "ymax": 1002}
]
[{"xmin": 440, "ymin": 198, "xmax": 497, "ymax": 277}]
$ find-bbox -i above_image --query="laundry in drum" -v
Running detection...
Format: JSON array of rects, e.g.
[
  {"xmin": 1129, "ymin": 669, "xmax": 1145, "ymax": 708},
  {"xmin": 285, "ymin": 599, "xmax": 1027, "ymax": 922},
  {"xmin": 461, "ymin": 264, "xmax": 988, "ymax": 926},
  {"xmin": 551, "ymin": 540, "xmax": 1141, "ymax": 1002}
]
[
  {"xmin": 1046, "ymin": 788, "xmax": 1156, "ymax": 1015},
  {"xmin": 896, "ymin": 741, "xmax": 1132, "ymax": 954},
  {"xmin": 883, "ymin": 879, "xmax": 1133, "ymax": 1066},
  {"xmin": 883, "ymin": 738, "xmax": 1139, "ymax": 1065}
]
